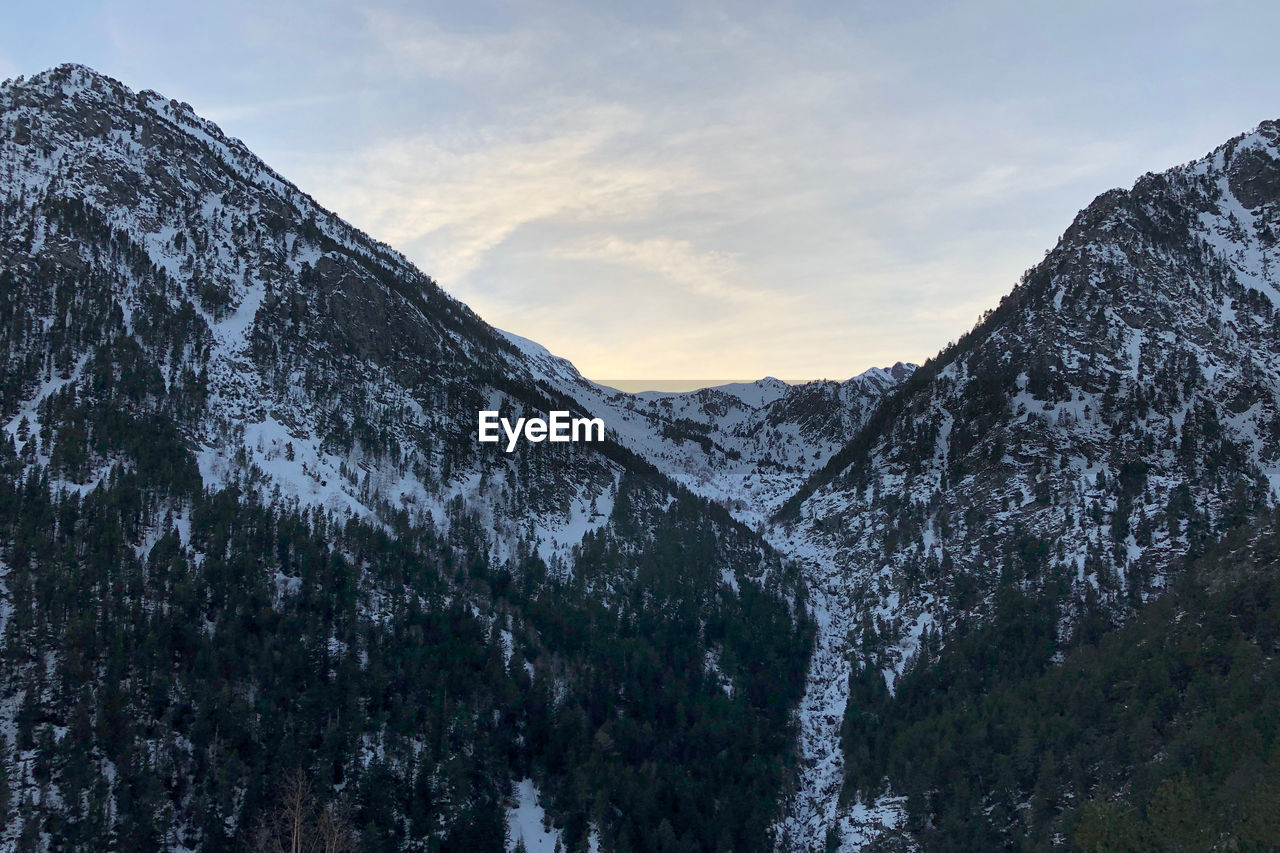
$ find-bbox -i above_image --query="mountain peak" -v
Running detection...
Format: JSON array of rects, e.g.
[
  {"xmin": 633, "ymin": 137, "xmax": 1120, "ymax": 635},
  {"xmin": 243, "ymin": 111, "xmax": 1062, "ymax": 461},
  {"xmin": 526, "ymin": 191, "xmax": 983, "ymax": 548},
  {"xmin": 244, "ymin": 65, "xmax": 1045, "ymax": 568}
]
[{"xmin": 6, "ymin": 62, "xmax": 131, "ymax": 102}]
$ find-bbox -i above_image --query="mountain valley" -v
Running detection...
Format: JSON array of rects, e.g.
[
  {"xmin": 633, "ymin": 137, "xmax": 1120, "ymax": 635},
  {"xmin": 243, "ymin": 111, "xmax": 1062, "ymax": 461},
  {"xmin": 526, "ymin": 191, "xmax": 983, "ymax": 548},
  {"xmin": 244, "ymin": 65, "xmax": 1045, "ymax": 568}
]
[{"xmin": 1, "ymin": 64, "xmax": 1279, "ymax": 851}]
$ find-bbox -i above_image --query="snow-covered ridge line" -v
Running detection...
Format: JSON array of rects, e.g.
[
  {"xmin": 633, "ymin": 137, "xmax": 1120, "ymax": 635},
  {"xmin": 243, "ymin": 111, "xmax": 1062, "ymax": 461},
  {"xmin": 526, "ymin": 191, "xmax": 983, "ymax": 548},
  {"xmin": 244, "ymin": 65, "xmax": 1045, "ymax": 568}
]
[
  {"xmin": 6, "ymin": 63, "xmax": 471, "ymax": 322},
  {"xmin": 497, "ymin": 327, "xmax": 915, "ymax": 528}
]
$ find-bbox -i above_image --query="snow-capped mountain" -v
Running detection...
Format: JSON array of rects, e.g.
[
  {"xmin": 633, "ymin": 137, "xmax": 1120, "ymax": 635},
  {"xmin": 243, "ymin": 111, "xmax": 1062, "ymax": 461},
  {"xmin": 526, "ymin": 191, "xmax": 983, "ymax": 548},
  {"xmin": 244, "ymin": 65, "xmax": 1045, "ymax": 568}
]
[
  {"xmin": 2, "ymin": 61, "xmax": 1278, "ymax": 851},
  {"xmin": 773, "ymin": 118, "xmax": 1280, "ymax": 848},
  {"xmin": 500, "ymin": 328, "xmax": 914, "ymax": 527},
  {"xmin": 0, "ymin": 62, "xmax": 908, "ymax": 572},
  {"xmin": 1, "ymin": 62, "xmax": 622, "ymax": 560},
  {"xmin": 0, "ymin": 64, "xmax": 825, "ymax": 850}
]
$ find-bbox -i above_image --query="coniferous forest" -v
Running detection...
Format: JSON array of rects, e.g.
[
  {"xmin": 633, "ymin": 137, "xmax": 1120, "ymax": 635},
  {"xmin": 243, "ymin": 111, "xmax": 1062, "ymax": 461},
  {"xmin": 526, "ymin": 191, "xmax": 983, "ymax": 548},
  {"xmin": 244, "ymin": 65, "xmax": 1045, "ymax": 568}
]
[{"xmin": 0, "ymin": 416, "xmax": 810, "ymax": 850}]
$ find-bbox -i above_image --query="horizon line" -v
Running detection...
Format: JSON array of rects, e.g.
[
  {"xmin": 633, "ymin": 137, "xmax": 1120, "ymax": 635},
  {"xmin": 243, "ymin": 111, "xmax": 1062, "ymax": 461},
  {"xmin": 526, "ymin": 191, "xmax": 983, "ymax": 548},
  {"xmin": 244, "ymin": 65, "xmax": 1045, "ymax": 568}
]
[{"xmin": 589, "ymin": 378, "xmax": 821, "ymax": 393}]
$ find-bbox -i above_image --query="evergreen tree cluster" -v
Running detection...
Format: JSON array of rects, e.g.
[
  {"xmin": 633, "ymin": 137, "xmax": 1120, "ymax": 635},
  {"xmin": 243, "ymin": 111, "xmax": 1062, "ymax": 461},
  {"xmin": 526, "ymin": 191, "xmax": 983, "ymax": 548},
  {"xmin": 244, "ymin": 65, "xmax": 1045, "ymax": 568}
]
[
  {"xmin": 0, "ymin": 419, "xmax": 810, "ymax": 850},
  {"xmin": 841, "ymin": 511, "xmax": 1280, "ymax": 850}
]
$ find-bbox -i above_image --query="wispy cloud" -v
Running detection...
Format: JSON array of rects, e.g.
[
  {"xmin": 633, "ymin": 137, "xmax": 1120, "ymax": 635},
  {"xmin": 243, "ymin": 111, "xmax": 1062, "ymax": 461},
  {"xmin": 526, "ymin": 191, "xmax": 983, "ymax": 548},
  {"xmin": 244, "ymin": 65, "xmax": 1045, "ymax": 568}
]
[
  {"xmin": 198, "ymin": 92, "xmax": 355, "ymax": 126},
  {"xmin": 362, "ymin": 10, "xmax": 552, "ymax": 83},
  {"xmin": 287, "ymin": 7, "xmax": 1176, "ymax": 377},
  {"xmin": 17, "ymin": 1, "xmax": 1275, "ymax": 378},
  {"xmin": 553, "ymin": 236, "xmax": 756, "ymax": 306},
  {"xmin": 298, "ymin": 102, "xmax": 705, "ymax": 285}
]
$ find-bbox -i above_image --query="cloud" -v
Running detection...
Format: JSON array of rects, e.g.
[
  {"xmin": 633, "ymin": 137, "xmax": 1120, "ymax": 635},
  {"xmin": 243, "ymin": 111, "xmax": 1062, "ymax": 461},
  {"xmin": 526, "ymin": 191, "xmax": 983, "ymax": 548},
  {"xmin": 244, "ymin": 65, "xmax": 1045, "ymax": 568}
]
[
  {"xmin": 553, "ymin": 235, "xmax": 756, "ymax": 306},
  {"xmin": 198, "ymin": 92, "xmax": 354, "ymax": 126},
  {"xmin": 249, "ymin": 2, "xmax": 1278, "ymax": 379},
  {"xmin": 8, "ymin": 0, "xmax": 1273, "ymax": 383},
  {"xmin": 295, "ymin": 101, "xmax": 713, "ymax": 285},
  {"xmin": 361, "ymin": 9, "xmax": 554, "ymax": 84},
  {"xmin": 287, "ymin": 24, "xmax": 1096, "ymax": 377}
]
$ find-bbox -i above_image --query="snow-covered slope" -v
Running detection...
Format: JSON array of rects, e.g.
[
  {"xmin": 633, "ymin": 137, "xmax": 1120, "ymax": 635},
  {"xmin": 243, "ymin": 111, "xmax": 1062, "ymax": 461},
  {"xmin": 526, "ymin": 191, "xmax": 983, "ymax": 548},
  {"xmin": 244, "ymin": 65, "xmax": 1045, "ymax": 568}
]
[
  {"xmin": 0, "ymin": 64, "xmax": 675, "ymax": 569},
  {"xmin": 499, "ymin": 328, "xmax": 914, "ymax": 527},
  {"xmin": 0, "ymin": 63, "xmax": 818, "ymax": 851},
  {"xmin": 774, "ymin": 118, "xmax": 1280, "ymax": 849},
  {"xmin": 0, "ymin": 61, "xmax": 911, "ymax": 582}
]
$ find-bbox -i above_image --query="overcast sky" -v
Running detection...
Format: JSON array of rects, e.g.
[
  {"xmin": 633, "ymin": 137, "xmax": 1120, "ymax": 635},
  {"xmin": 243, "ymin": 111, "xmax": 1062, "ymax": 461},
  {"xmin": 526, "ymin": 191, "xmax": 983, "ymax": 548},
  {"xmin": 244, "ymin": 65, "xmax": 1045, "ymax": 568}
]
[{"xmin": 3, "ymin": 2, "xmax": 1278, "ymax": 380}]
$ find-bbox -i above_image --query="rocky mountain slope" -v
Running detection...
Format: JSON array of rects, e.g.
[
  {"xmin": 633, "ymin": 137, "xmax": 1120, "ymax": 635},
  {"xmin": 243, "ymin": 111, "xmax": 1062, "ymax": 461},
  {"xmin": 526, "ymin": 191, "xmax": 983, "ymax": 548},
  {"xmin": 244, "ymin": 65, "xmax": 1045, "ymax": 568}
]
[
  {"xmin": 0, "ymin": 64, "xmax": 831, "ymax": 851},
  {"xmin": 773, "ymin": 117, "xmax": 1280, "ymax": 848}
]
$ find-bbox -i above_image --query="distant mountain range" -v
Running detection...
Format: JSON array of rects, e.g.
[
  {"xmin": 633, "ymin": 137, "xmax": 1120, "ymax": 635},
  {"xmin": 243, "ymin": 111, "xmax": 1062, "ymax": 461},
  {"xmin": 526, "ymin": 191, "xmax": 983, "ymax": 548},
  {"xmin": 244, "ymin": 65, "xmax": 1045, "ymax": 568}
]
[
  {"xmin": 590, "ymin": 381, "xmax": 823, "ymax": 394},
  {"xmin": 1, "ymin": 63, "xmax": 1278, "ymax": 851}
]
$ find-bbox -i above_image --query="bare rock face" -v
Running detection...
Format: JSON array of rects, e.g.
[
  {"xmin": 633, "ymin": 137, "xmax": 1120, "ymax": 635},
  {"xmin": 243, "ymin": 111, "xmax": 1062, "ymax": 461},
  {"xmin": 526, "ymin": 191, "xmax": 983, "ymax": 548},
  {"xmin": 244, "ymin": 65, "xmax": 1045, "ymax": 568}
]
[{"xmin": 1227, "ymin": 120, "xmax": 1280, "ymax": 212}]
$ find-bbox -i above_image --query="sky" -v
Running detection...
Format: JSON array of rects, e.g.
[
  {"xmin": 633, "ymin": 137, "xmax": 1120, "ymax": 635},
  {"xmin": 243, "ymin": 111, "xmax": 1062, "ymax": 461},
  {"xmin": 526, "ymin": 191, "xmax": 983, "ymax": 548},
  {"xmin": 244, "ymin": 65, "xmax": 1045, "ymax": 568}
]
[{"xmin": 2, "ymin": 1, "xmax": 1279, "ymax": 381}]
